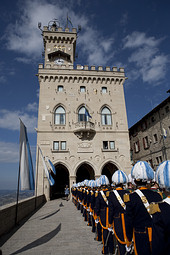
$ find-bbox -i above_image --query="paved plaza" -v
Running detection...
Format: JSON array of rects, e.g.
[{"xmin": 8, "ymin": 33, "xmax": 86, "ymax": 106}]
[{"xmin": 0, "ymin": 199, "xmax": 102, "ymax": 255}]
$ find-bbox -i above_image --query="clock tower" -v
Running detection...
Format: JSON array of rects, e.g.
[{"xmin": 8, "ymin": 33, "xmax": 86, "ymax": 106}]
[
  {"xmin": 36, "ymin": 20, "xmax": 132, "ymax": 200},
  {"xmin": 42, "ymin": 20, "xmax": 77, "ymax": 69}
]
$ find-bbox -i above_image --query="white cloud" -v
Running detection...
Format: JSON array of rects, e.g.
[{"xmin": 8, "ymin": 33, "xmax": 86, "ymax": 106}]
[
  {"xmin": 123, "ymin": 32, "xmax": 169, "ymax": 84},
  {"xmin": 4, "ymin": 0, "xmax": 114, "ymax": 66},
  {"xmin": 26, "ymin": 102, "xmax": 38, "ymax": 112},
  {"xmin": 0, "ymin": 109, "xmax": 37, "ymax": 133},
  {"xmin": 15, "ymin": 57, "xmax": 32, "ymax": 64},
  {"xmin": 0, "ymin": 141, "xmax": 19, "ymax": 163},
  {"xmin": 123, "ymin": 31, "xmax": 161, "ymax": 49}
]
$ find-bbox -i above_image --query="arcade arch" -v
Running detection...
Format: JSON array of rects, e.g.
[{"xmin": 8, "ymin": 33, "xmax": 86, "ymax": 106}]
[
  {"xmin": 76, "ymin": 163, "xmax": 95, "ymax": 183},
  {"xmin": 101, "ymin": 162, "xmax": 118, "ymax": 184},
  {"xmin": 50, "ymin": 163, "xmax": 69, "ymax": 199}
]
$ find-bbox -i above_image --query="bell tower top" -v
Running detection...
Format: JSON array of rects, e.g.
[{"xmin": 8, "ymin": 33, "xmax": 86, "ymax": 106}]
[{"xmin": 39, "ymin": 19, "xmax": 77, "ymax": 69}]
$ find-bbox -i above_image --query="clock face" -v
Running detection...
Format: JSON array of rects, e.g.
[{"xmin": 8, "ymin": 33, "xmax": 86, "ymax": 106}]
[{"xmin": 54, "ymin": 58, "xmax": 64, "ymax": 65}]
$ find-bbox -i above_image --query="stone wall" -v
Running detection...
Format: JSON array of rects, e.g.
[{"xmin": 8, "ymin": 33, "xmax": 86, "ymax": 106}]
[{"xmin": 0, "ymin": 195, "xmax": 46, "ymax": 237}]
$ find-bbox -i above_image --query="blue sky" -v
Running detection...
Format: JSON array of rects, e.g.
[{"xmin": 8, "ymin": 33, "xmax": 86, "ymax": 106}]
[{"xmin": 0, "ymin": 0, "xmax": 170, "ymax": 190}]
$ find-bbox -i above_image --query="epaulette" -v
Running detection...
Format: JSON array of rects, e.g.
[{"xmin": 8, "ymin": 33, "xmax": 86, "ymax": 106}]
[
  {"xmin": 148, "ymin": 202, "xmax": 161, "ymax": 215},
  {"xmin": 106, "ymin": 191, "xmax": 110, "ymax": 197},
  {"xmin": 91, "ymin": 191, "xmax": 94, "ymax": 195},
  {"xmin": 123, "ymin": 193, "xmax": 130, "ymax": 202},
  {"xmin": 95, "ymin": 192, "xmax": 98, "ymax": 197}
]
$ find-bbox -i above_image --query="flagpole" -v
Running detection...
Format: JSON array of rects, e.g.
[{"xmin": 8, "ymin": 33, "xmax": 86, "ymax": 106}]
[
  {"xmin": 35, "ymin": 145, "xmax": 39, "ymax": 209},
  {"xmin": 15, "ymin": 119, "xmax": 22, "ymax": 226},
  {"xmin": 15, "ymin": 162, "xmax": 21, "ymax": 225}
]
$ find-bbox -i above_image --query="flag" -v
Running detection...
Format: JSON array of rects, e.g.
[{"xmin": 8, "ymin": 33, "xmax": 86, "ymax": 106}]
[
  {"xmin": 47, "ymin": 158, "xmax": 56, "ymax": 175},
  {"xmin": 39, "ymin": 146, "xmax": 55, "ymax": 186},
  {"xmin": 85, "ymin": 106, "xmax": 92, "ymax": 118},
  {"xmin": 19, "ymin": 119, "xmax": 35, "ymax": 190},
  {"xmin": 67, "ymin": 14, "xmax": 73, "ymax": 28},
  {"xmin": 162, "ymin": 128, "xmax": 167, "ymax": 139}
]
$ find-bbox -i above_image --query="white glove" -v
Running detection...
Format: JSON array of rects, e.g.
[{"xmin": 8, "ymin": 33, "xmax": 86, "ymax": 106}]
[
  {"xmin": 87, "ymin": 208, "xmax": 90, "ymax": 212},
  {"xmin": 125, "ymin": 244, "xmax": 131, "ymax": 252},
  {"xmin": 89, "ymin": 212, "xmax": 93, "ymax": 216},
  {"xmin": 95, "ymin": 219, "xmax": 99, "ymax": 224},
  {"xmin": 108, "ymin": 227, "xmax": 114, "ymax": 233}
]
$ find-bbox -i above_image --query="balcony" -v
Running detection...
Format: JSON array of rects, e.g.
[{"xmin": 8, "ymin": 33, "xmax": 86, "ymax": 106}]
[{"xmin": 74, "ymin": 121, "xmax": 96, "ymax": 139}]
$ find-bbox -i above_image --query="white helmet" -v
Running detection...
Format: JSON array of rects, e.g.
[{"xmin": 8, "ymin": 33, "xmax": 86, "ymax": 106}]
[
  {"xmin": 112, "ymin": 170, "xmax": 128, "ymax": 185},
  {"xmin": 131, "ymin": 161, "xmax": 154, "ymax": 181},
  {"xmin": 156, "ymin": 160, "xmax": 170, "ymax": 191}
]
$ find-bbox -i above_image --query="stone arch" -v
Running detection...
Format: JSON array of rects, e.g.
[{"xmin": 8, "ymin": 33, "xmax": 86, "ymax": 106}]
[
  {"xmin": 100, "ymin": 161, "xmax": 119, "ymax": 184},
  {"xmin": 75, "ymin": 161, "xmax": 95, "ymax": 183},
  {"xmin": 50, "ymin": 163, "xmax": 70, "ymax": 199}
]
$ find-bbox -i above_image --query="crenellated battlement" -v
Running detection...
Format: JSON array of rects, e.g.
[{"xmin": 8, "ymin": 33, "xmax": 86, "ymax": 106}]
[
  {"xmin": 76, "ymin": 64, "xmax": 124, "ymax": 73},
  {"xmin": 43, "ymin": 26, "xmax": 77, "ymax": 34},
  {"xmin": 39, "ymin": 63, "xmax": 124, "ymax": 73}
]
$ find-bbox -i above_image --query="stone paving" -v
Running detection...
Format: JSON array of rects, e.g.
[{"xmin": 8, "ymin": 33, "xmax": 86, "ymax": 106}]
[{"xmin": 0, "ymin": 199, "xmax": 103, "ymax": 255}]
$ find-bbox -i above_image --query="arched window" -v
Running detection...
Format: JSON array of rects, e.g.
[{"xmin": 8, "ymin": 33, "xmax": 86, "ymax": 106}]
[
  {"xmin": 101, "ymin": 107, "xmax": 112, "ymax": 125},
  {"xmin": 78, "ymin": 106, "xmax": 89, "ymax": 122},
  {"xmin": 54, "ymin": 106, "xmax": 66, "ymax": 125}
]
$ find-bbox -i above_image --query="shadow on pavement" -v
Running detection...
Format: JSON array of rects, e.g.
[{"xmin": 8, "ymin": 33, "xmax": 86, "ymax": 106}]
[{"xmin": 10, "ymin": 223, "xmax": 61, "ymax": 255}]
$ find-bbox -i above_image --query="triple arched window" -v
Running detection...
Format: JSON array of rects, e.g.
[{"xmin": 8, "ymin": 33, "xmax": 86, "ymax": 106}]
[
  {"xmin": 101, "ymin": 107, "xmax": 112, "ymax": 125},
  {"xmin": 54, "ymin": 106, "xmax": 66, "ymax": 125}
]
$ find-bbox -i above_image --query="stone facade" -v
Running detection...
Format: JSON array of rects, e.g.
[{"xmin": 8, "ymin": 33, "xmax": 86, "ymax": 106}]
[
  {"xmin": 129, "ymin": 96, "xmax": 170, "ymax": 169},
  {"xmin": 36, "ymin": 22, "xmax": 131, "ymax": 200}
]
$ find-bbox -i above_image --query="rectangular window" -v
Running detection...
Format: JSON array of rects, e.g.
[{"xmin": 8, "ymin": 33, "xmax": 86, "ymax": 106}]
[
  {"xmin": 159, "ymin": 156, "xmax": 162, "ymax": 163},
  {"xmin": 102, "ymin": 87, "xmax": 107, "ymax": 93},
  {"xmin": 143, "ymin": 136, "xmax": 149, "ymax": 149},
  {"xmin": 58, "ymin": 85, "xmax": 64, "ymax": 92},
  {"xmin": 53, "ymin": 141, "xmax": 59, "ymax": 150},
  {"xmin": 61, "ymin": 141, "xmax": 66, "ymax": 150},
  {"xmin": 141, "ymin": 121, "xmax": 147, "ymax": 131},
  {"xmin": 153, "ymin": 133, "xmax": 158, "ymax": 143},
  {"xmin": 80, "ymin": 86, "xmax": 86, "ymax": 92},
  {"xmin": 156, "ymin": 157, "xmax": 159, "ymax": 164},
  {"xmin": 110, "ymin": 141, "xmax": 115, "ymax": 150},
  {"xmin": 134, "ymin": 141, "xmax": 140, "ymax": 153},
  {"xmin": 103, "ymin": 141, "xmax": 108, "ymax": 149}
]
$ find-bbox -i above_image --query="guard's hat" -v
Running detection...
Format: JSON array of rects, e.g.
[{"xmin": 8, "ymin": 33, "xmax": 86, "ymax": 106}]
[{"xmin": 156, "ymin": 160, "xmax": 170, "ymax": 191}]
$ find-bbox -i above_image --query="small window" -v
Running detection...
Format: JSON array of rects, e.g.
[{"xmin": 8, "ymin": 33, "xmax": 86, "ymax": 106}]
[
  {"xmin": 153, "ymin": 134, "xmax": 158, "ymax": 143},
  {"xmin": 156, "ymin": 157, "xmax": 159, "ymax": 164},
  {"xmin": 58, "ymin": 85, "xmax": 64, "ymax": 92},
  {"xmin": 80, "ymin": 86, "xmax": 86, "ymax": 92},
  {"xmin": 53, "ymin": 141, "xmax": 59, "ymax": 150},
  {"xmin": 165, "ymin": 106, "xmax": 169, "ymax": 113},
  {"xmin": 151, "ymin": 116, "xmax": 155, "ymax": 122},
  {"xmin": 103, "ymin": 141, "xmax": 108, "ymax": 149},
  {"xmin": 141, "ymin": 121, "xmax": 147, "ymax": 131},
  {"xmin": 134, "ymin": 141, "xmax": 140, "ymax": 153},
  {"xmin": 143, "ymin": 136, "xmax": 149, "ymax": 149},
  {"xmin": 61, "ymin": 141, "xmax": 66, "ymax": 150},
  {"xmin": 110, "ymin": 141, "xmax": 115, "ymax": 150},
  {"xmin": 102, "ymin": 87, "xmax": 107, "ymax": 93},
  {"xmin": 159, "ymin": 156, "xmax": 162, "ymax": 163}
]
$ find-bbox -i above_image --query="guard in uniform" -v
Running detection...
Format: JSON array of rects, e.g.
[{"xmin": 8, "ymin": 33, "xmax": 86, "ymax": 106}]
[
  {"xmin": 95, "ymin": 175, "xmax": 114, "ymax": 254},
  {"xmin": 125, "ymin": 161, "xmax": 162, "ymax": 255},
  {"xmin": 151, "ymin": 160, "xmax": 170, "ymax": 255},
  {"xmin": 108, "ymin": 170, "xmax": 130, "ymax": 255}
]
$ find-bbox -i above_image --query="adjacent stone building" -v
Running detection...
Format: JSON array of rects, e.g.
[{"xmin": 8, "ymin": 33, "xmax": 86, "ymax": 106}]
[
  {"xmin": 129, "ymin": 96, "xmax": 170, "ymax": 169},
  {"xmin": 36, "ymin": 21, "xmax": 131, "ymax": 200}
]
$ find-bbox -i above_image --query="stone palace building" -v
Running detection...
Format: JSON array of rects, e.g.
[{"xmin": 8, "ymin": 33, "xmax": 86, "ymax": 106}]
[{"xmin": 36, "ymin": 21, "xmax": 131, "ymax": 200}]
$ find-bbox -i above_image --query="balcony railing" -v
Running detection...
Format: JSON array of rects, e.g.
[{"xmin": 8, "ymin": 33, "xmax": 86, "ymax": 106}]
[{"xmin": 74, "ymin": 121, "xmax": 96, "ymax": 139}]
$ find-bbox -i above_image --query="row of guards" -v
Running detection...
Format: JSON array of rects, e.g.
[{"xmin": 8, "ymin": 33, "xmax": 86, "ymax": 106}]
[{"xmin": 71, "ymin": 160, "xmax": 170, "ymax": 255}]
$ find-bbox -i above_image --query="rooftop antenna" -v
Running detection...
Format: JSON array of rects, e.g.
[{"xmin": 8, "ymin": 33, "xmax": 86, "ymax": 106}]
[{"xmin": 38, "ymin": 22, "xmax": 43, "ymax": 33}]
